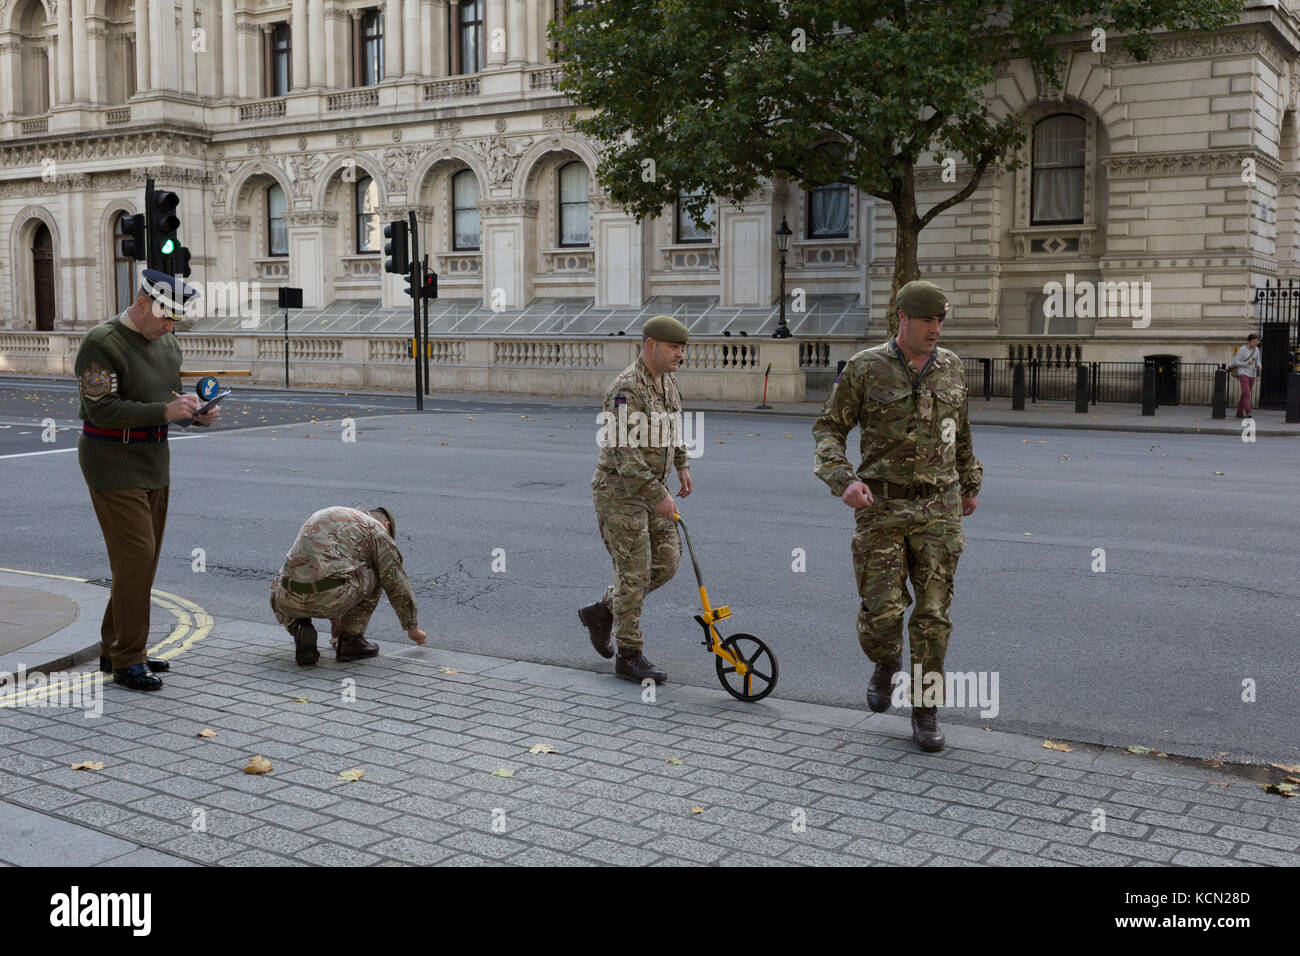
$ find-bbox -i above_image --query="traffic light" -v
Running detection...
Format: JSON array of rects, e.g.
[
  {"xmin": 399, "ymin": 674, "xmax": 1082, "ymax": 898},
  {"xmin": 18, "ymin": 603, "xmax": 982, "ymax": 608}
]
[
  {"xmin": 120, "ymin": 214, "xmax": 146, "ymax": 261},
  {"xmin": 146, "ymin": 183, "xmax": 181, "ymax": 274},
  {"xmin": 403, "ymin": 271, "xmax": 415, "ymax": 298},
  {"xmin": 383, "ymin": 220, "xmax": 409, "ymax": 275},
  {"xmin": 173, "ymin": 245, "xmax": 192, "ymax": 278},
  {"xmin": 422, "ymin": 271, "xmax": 438, "ymax": 299}
]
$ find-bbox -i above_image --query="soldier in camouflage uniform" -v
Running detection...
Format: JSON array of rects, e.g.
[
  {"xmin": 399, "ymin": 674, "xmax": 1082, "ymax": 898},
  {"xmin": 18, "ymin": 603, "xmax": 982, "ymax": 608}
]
[
  {"xmin": 270, "ymin": 506, "xmax": 427, "ymax": 665},
  {"xmin": 812, "ymin": 280, "xmax": 982, "ymax": 752},
  {"xmin": 579, "ymin": 315, "xmax": 693, "ymax": 683}
]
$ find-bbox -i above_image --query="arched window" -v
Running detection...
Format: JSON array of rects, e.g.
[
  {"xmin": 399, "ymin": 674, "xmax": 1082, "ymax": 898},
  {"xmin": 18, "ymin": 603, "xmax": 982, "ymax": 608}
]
[
  {"xmin": 459, "ymin": 0, "xmax": 483, "ymax": 74},
  {"xmin": 356, "ymin": 176, "xmax": 380, "ymax": 253},
  {"xmin": 676, "ymin": 187, "xmax": 713, "ymax": 243},
  {"xmin": 267, "ymin": 183, "xmax": 288, "ymax": 256},
  {"xmin": 32, "ymin": 223, "xmax": 55, "ymax": 331},
  {"xmin": 359, "ymin": 9, "xmax": 384, "ymax": 86},
  {"xmin": 16, "ymin": 1, "xmax": 53, "ymax": 115},
  {"xmin": 453, "ymin": 170, "xmax": 480, "ymax": 251},
  {"xmin": 113, "ymin": 212, "xmax": 135, "ymax": 314},
  {"xmin": 558, "ymin": 162, "xmax": 590, "ymax": 247},
  {"xmin": 1031, "ymin": 115, "xmax": 1085, "ymax": 225}
]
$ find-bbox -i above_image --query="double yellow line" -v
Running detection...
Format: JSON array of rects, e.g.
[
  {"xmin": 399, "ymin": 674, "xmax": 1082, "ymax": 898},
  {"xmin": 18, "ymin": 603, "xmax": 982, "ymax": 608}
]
[{"xmin": 0, "ymin": 569, "xmax": 212, "ymax": 708}]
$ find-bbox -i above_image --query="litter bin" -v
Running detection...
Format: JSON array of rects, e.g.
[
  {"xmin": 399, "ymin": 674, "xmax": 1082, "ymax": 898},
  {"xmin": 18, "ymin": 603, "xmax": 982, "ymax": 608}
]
[{"xmin": 1143, "ymin": 354, "xmax": 1180, "ymax": 406}]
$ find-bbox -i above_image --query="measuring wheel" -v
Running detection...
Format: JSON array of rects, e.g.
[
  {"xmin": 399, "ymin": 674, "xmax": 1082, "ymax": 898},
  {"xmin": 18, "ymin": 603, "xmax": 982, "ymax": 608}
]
[{"xmin": 714, "ymin": 633, "xmax": 778, "ymax": 702}]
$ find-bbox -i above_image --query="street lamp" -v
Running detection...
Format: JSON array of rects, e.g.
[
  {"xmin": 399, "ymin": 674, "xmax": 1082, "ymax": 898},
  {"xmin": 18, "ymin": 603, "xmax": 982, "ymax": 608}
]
[{"xmin": 773, "ymin": 216, "xmax": 793, "ymax": 338}]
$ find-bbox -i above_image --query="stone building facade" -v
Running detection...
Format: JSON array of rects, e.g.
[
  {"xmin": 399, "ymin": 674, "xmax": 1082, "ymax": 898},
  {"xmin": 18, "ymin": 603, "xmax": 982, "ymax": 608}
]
[{"xmin": 1, "ymin": 0, "xmax": 1298, "ymax": 367}]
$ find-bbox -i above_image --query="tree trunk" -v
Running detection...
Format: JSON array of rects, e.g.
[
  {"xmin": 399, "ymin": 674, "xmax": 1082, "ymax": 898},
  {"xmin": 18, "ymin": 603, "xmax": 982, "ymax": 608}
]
[{"xmin": 886, "ymin": 208, "xmax": 921, "ymax": 339}]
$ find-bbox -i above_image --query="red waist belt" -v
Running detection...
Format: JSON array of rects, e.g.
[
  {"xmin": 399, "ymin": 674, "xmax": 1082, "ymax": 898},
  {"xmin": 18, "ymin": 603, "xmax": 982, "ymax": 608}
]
[{"xmin": 82, "ymin": 423, "xmax": 169, "ymax": 444}]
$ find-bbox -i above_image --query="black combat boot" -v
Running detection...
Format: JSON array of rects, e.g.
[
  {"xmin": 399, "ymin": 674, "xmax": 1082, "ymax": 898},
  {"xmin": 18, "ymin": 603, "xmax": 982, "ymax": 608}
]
[
  {"xmin": 911, "ymin": 706, "xmax": 945, "ymax": 753},
  {"xmin": 336, "ymin": 631, "xmax": 379, "ymax": 662},
  {"xmin": 867, "ymin": 658, "xmax": 899, "ymax": 713},
  {"xmin": 578, "ymin": 602, "xmax": 615, "ymax": 658},
  {"xmin": 288, "ymin": 619, "xmax": 319, "ymax": 666},
  {"xmin": 615, "ymin": 648, "xmax": 667, "ymax": 683}
]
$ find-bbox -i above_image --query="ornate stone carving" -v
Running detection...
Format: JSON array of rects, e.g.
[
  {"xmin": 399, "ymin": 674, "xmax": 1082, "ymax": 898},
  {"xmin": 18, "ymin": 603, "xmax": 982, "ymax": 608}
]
[
  {"xmin": 324, "ymin": 4, "xmax": 351, "ymax": 20},
  {"xmin": 434, "ymin": 120, "xmax": 461, "ymax": 137},
  {"xmin": 1102, "ymin": 150, "xmax": 1282, "ymax": 179},
  {"xmin": 479, "ymin": 199, "xmax": 540, "ymax": 217},
  {"xmin": 0, "ymin": 42, "xmax": 23, "ymax": 55},
  {"xmin": 542, "ymin": 110, "xmax": 574, "ymax": 129},
  {"xmin": 212, "ymin": 159, "xmax": 243, "ymax": 206},
  {"xmin": 236, "ymin": 20, "xmax": 264, "ymax": 35},
  {"xmin": 284, "ymin": 210, "xmax": 339, "ymax": 226},
  {"xmin": 382, "ymin": 144, "xmax": 426, "ymax": 193},
  {"xmin": 86, "ymin": 26, "xmax": 106, "ymax": 39},
  {"xmin": 249, "ymin": 140, "xmax": 270, "ymax": 155},
  {"xmin": 285, "ymin": 153, "xmax": 326, "ymax": 199},
  {"xmin": 468, "ymin": 135, "xmax": 534, "ymax": 190},
  {"xmin": 1103, "ymin": 30, "xmax": 1281, "ymax": 70},
  {"xmin": 336, "ymin": 132, "xmax": 361, "ymax": 147},
  {"xmin": 212, "ymin": 215, "xmax": 252, "ymax": 232},
  {"xmin": 494, "ymin": 117, "xmax": 507, "ymax": 132}
]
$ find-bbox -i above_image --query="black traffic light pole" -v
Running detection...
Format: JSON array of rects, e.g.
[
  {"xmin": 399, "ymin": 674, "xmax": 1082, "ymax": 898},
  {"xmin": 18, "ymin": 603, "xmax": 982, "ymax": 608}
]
[
  {"xmin": 422, "ymin": 254, "xmax": 431, "ymax": 395},
  {"xmin": 408, "ymin": 210, "xmax": 422, "ymax": 412}
]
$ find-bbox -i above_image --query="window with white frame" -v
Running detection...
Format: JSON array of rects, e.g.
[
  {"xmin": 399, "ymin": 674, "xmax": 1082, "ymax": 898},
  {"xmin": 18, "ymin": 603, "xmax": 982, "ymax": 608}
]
[
  {"xmin": 453, "ymin": 170, "xmax": 480, "ymax": 251},
  {"xmin": 558, "ymin": 162, "xmax": 590, "ymax": 247}
]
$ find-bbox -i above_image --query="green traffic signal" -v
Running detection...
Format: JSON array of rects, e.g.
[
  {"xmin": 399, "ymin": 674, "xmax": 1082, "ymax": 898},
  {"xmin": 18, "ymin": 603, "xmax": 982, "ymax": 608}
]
[{"xmin": 160, "ymin": 239, "xmax": 176, "ymax": 255}]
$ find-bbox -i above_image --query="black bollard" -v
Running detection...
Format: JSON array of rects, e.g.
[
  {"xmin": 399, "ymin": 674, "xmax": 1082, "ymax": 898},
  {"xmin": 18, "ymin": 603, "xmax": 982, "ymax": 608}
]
[
  {"xmin": 1012, "ymin": 362, "xmax": 1025, "ymax": 411},
  {"xmin": 1141, "ymin": 364, "xmax": 1156, "ymax": 416},
  {"xmin": 982, "ymin": 358, "xmax": 992, "ymax": 401},
  {"xmin": 1287, "ymin": 371, "xmax": 1300, "ymax": 424},
  {"xmin": 1211, "ymin": 368, "xmax": 1227, "ymax": 420},
  {"xmin": 1075, "ymin": 364, "xmax": 1089, "ymax": 413}
]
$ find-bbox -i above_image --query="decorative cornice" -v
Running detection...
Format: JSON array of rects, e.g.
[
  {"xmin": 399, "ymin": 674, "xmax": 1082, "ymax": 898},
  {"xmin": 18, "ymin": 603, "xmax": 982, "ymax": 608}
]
[
  {"xmin": 235, "ymin": 20, "xmax": 264, "ymax": 35},
  {"xmin": 0, "ymin": 129, "xmax": 210, "ymax": 168},
  {"xmin": 1102, "ymin": 150, "xmax": 1282, "ymax": 179},
  {"xmin": 479, "ymin": 199, "xmax": 539, "ymax": 217},
  {"xmin": 0, "ymin": 164, "xmax": 208, "ymax": 198},
  {"xmin": 336, "ymin": 132, "xmax": 361, "ymax": 147},
  {"xmin": 1103, "ymin": 30, "xmax": 1284, "ymax": 71},
  {"xmin": 86, "ymin": 26, "xmax": 106, "ymax": 39}
]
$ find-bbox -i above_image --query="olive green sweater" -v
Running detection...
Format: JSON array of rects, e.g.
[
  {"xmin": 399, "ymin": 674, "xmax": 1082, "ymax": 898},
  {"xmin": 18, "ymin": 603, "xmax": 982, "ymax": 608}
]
[{"xmin": 75, "ymin": 313, "xmax": 182, "ymax": 490}]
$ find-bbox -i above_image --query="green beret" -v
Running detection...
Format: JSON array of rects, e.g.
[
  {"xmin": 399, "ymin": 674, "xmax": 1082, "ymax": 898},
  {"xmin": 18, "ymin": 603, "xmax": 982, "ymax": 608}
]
[
  {"xmin": 642, "ymin": 314, "xmax": 689, "ymax": 344},
  {"xmin": 897, "ymin": 280, "xmax": 950, "ymax": 319}
]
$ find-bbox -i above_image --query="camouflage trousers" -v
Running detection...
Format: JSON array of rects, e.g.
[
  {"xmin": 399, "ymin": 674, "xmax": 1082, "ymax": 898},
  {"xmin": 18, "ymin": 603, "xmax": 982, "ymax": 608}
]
[
  {"xmin": 269, "ymin": 568, "xmax": 381, "ymax": 638},
  {"xmin": 593, "ymin": 483, "xmax": 681, "ymax": 652},
  {"xmin": 853, "ymin": 483, "xmax": 965, "ymax": 704}
]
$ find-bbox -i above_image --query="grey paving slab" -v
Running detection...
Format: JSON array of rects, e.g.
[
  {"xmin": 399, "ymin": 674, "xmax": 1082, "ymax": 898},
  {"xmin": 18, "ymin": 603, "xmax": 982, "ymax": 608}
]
[{"xmin": 0, "ymin": 798, "xmax": 139, "ymax": 866}]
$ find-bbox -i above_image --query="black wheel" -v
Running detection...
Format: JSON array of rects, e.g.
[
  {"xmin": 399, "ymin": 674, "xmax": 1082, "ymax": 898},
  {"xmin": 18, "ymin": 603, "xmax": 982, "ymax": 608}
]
[{"xmin": 715, "ymin": 633, "xmax": 778, "ymax": 702}]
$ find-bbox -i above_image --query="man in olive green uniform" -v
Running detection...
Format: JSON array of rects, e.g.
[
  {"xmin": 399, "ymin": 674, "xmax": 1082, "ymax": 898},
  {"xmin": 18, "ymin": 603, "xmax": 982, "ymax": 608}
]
[
  {"xmin": 76, "ymin": 270, "xmax": 218, "ymax": 691},
  {"xmin": 813, "ymin": 280, "xmax": 982, "ymax": 752},
  {"xmin": 580, "ymin": 315, "xmax": 693, "ymax": 683},
  {"xmin": 270, "ymin": 505, "xmax": 427, "ymax": 665}
]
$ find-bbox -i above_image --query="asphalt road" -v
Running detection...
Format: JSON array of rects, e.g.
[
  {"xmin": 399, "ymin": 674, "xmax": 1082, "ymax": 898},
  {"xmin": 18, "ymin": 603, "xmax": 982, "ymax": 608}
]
[{"xmin": 2, "ymin": 378, "xmax": 1296, "ymax": 765}]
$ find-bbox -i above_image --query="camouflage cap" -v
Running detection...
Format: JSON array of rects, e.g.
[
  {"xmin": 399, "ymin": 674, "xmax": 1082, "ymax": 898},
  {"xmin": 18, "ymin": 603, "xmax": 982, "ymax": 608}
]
[
  {"xmin": 897, "ymin": 280, "xmax": 949, "ymax": 319},
  {"xmin": 642, "ymin": 314, "xmax": 689, "ymax": 344},
  {"xmin": 369, "ymin": 506, "xmax": 395, "ymax": 539}
]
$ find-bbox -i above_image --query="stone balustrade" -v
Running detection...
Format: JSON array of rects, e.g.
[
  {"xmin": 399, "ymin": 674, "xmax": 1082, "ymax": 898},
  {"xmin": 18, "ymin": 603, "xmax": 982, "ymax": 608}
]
[{"xmin": 0, "ymin": 333, "xmax": 810, "ymax": 402}]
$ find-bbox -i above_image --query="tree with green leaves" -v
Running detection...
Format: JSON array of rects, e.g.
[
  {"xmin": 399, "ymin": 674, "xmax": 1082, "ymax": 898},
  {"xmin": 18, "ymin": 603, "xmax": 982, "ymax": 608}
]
[{"xmin": 551, "ymin": 0, "xmax": 1245, "ymax": 334}]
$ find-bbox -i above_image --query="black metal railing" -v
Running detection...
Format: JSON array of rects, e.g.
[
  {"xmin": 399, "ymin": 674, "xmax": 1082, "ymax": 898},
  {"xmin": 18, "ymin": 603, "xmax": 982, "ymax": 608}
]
[
  {"xmin": 1253, "ymin": 279, "xmax": 1300, "ymax": 407},
  {"xmin": 962, "ymin": 357, "xmax": 1250, "ymax": 408}
]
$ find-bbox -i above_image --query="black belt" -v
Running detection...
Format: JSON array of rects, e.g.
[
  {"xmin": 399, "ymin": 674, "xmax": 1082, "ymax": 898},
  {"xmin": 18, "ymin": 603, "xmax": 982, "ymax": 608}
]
[
  {"xmin": 865, "ymin": 479, "xmax": 947, "ymax": 500},
  {"xmin": 279, "ymin": 576, "xmax": 347, "ymax": 594},
  {"xmin": 82, "ymin": 424, "xmax": 169, "ymax": 444}
]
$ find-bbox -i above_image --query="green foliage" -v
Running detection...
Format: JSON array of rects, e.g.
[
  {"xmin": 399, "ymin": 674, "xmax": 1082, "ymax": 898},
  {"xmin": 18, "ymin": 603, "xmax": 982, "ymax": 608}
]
[{"xmin": 551, "ymin": 0, "xmax": 1246, "ymax": 305}]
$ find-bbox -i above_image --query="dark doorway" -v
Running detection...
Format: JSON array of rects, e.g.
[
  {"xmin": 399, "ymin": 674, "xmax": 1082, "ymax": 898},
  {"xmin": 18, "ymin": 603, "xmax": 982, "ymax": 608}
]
[
  {"xmin": 32, "ymin": 223, "xmax": 55, "ymax": 331},
  {"xmin": 1259, "ymin": 322, "xmax": 1289, "ymax": 408}
]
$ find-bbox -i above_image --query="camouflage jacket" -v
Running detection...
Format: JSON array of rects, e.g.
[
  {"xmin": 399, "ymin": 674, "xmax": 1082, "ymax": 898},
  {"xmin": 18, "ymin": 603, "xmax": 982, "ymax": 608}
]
[
  {"xmin": 593, "ymin": 355, "xmax": 689, "ymax": 508},
  {"xmin": 812, "ymin": 340, "xmax": 982, "ymax": 498},
  {"xmin": 279, "ymin": 507, "xmax": 419, "ymax": 629}
]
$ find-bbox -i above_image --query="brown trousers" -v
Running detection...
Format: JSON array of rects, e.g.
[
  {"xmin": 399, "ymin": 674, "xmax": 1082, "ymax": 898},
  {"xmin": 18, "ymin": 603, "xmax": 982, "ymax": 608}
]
[{"xmin": 88, "ymin": 486, "xmax": 169, "ymax": 669}]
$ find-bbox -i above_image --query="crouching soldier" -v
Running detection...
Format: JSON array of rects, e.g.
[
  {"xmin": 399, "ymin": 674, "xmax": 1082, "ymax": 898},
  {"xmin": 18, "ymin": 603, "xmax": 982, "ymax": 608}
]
[{"xmin": 270, "ymin": 506, "xmax": 427, "ymax": 664}]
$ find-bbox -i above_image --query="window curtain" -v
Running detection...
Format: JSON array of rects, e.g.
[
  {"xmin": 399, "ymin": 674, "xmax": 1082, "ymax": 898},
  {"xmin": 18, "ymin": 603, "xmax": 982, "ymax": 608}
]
[
  {"xmin": 453, "ymin": 171, "xmax": 480, "ymax": 250},
  {"xmin": 1032, "ymin": 115, "xmax": 1085, "ymax": 224},
  {"xmin": 810, "ymin": 183, "xmax": 849, "ymax": 237},
  {"xmin": 677, "ymin": 188, "xmax": 713, "ymax": 241},
  {"xmin": 356, "ymin": 177, "xmax": 379, "ymax": 253},
  {"xmin": 268, "ymin": 184, "xmax": 288, "ymax": 255},
  {"xmin": 559, "ymin": 163, "xmax": 590, "ymax": 245}
]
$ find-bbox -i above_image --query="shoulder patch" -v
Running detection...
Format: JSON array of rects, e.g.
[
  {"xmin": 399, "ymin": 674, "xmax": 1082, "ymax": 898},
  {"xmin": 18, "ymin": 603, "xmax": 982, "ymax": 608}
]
[
  {"xmin": 613, "ymin": 392, "xmax": 628, "ymax": 408},
  {"xmin": 78, "ymin": 364, "xmax": 117, "ymax": 402}
]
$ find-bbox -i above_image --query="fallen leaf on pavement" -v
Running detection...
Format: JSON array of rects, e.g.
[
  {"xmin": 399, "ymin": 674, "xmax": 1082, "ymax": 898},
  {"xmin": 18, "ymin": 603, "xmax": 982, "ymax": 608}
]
[
  {"xmin": 1033, "ymin": 440, "xmax": 1046, "ymax": 444},
  {"xmin": 1202, "ymin": 759, "xmax": 1223, "ymax": 767},
  {"xmin": 1126, "ymin": 745, "xmax": 1154, "ymax": 755},
  {"xmin": 243, "ymin": 756, "xmax": 273, "ymax": 775},
  {"xmin": 1215, "ymin": 471, "xmax": 1224, "ymax": 476},
  {"xmin": 527, "ymin": 744, "xmax": 558, "ymax": 755},
  {"xmin": 70, "ymin": 761, "xmax": 104, "ymax": 771},
  {"xmin": 691, "ymin": 807, "xmax": 705, "ymax": 814},
  {"xmin": 1260, "ymin": 783, "xmax": 1296, "ymax": 798},
  {"xmin": 337, "ymin": 769, "xmax": 365, "ymax": 782},
  {"xmin": 290, "ymin": 697, "xmax": 309, "ymax": 703},
  {"xmin": 1043, "ymin": 740, "xmax": 1073, "ymax": 752},
  {"xmin": 1208, "ymin": 780, "xmax": 1230, "ymax": 787},
  {"xmin": 440, "ymin": 668, "xmax": 459, "ymax": 675},
  {"xmin": 667, "ymin": 758, "xmax": 684, "ymax": 765},
  {"xmin": 491, "ymin": 768, "xmax": 515, "ymax": 778},
  {"xmin": 197, "ymin": 729, "xmax": 218, "ymax": 739}
]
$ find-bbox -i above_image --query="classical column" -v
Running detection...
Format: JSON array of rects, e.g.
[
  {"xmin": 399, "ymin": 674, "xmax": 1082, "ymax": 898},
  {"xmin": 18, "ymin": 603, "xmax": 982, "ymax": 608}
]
[
  {"xmin": 236, "ymin": 18, "xmax": 259, "ymax": 98},
  {"xmin": 71, "ymin": 0, "xmax": 88, "ymax": 101},
  {"xmin": 85, "ymin": 24, "xmax": 105, "ymax": 105},
  {"xmin": 148, "ymin": 0, "xmax": 179, "ymax": 91},
  {"xmin": 289, "ymin": 0, "xmax": 306, "ymax": 90},
  {"xmin": 421, "ymin": 0, "xmax": 434, "ymax": 76},
  {"xmin": 350, "ymin": 10, "xmax": 363, "ymax": 85},
  {"xmin": 181, "ymin": 0, "xmax": 197, "ymax": 94},
  {"xmin": 402, "ymin": 0, "xmax": 418, "ymax": 76},
  {"xmin": 57, "ymin": 0, "xmax": 73, "ymax": 103},
  {"xmin": 525, "ymin": 0, "xmax": 537, "ymax": 66},
  {"xmin": 507, "ymin": 0, "xmax": 524, "ymax": 65},
  {"xmin": 263, "ymin": 23, "xmax": 274, "ymax": 96},
  {"xmin": 221, "ymin": 0, "xmax": 237, "ymax": 97},
  {"xmin": 486, "ymin": 0, "xmax": 505, "ymax": 67},
  {"xmin": 309, "ymin": 0, "xmax": 325, "ymax": 87},
  {"xmin": 45, "ymin": 46, "xmax": 57, "ymax": 111},
  {"xmin": 384, "ymin": 0, "xmax": 402, "ymax": 77},
  {"xmin": 134, "ymin": 0, "xmax": 149, "ymax": 93},
  {"xmin": 431, "ymin": 0, "xmax": 447, "ymax": 76},
  {"xmin": 448, "ymin": 0, "xmax": 460, "ymax": 74}
]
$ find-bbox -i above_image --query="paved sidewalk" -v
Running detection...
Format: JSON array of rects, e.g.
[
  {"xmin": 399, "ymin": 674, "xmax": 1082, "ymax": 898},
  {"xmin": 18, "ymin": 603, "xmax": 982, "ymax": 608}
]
[{"xmin": 1, "ymin": 612, "xmax": 1297, "ymax": 867}]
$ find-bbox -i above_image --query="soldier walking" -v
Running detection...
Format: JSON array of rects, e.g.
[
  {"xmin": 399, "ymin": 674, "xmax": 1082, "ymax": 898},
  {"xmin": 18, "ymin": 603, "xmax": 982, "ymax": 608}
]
[
  {"xmin": 812, "ymin": 281, "xmax": 982, "ymax": 752},
  {"xmin": 580, "ymin": 315, "xmax": 694, "ymax": 683},
  {"xmin": 270, "ymin": 506, "xmax": 427, "ymax": 665},
  {"xmin": 76, "ymin": 270, "xmax": 219, "ymax": 691}
]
